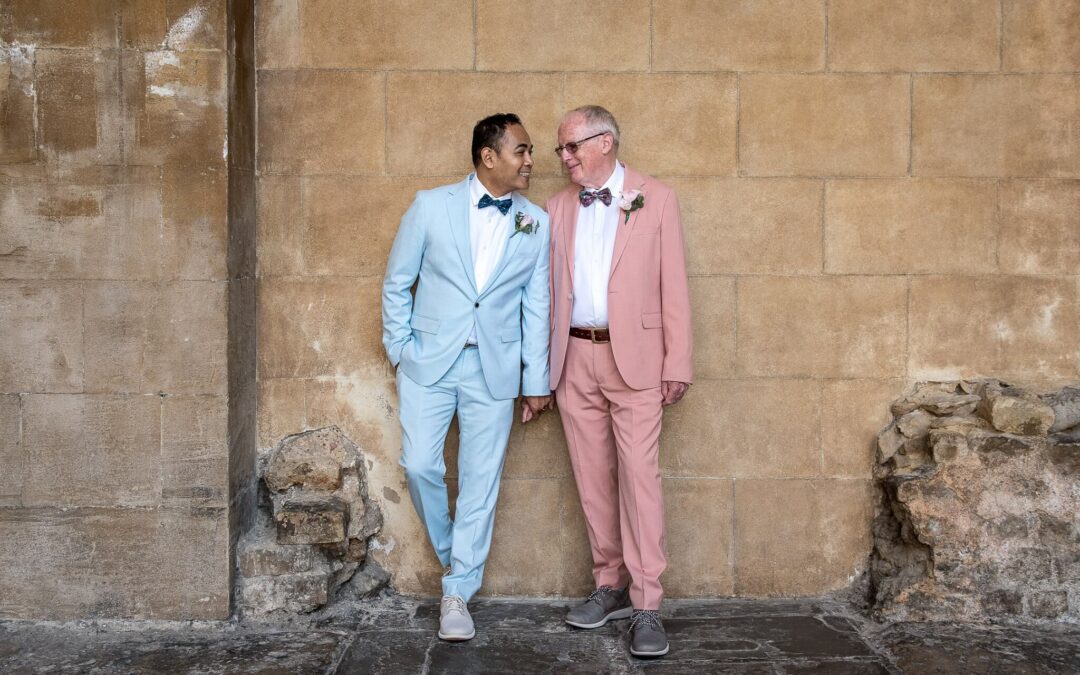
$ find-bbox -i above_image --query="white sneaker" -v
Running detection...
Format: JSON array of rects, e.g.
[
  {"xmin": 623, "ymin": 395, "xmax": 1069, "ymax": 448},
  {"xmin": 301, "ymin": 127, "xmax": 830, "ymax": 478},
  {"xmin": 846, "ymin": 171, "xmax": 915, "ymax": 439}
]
[{"xmin": 438, "ymin": 594, "xmax": 475, "ymax": 641}]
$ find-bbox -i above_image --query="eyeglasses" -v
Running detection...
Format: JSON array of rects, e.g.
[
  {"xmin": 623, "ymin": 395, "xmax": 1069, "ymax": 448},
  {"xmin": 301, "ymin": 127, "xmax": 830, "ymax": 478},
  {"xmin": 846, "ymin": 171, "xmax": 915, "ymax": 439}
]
[{"xmin": 554, "ymin": 132, "xmax": 607, "ymax": 157}]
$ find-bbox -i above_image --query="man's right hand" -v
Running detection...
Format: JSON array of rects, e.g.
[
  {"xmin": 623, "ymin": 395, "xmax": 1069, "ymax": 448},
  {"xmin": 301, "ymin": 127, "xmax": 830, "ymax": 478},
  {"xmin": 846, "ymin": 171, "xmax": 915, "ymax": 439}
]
[{"xmin": 521, "ymin": 395, "xmax": 552, "ymax": 423}]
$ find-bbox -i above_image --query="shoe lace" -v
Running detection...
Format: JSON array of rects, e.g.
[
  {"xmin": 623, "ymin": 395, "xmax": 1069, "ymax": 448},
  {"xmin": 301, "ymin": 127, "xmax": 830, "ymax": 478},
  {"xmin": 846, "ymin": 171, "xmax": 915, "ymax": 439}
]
[
  {"xmin": 586, "ymin": 585, "xmax": 618, "ymax": 604},
  {"xmin": 630, "ymin": 610, "xmax": 661, "ymax": 630},
  {"xmin": 443, "ymin": 595, "xmax": 467, "ymax": 615}
]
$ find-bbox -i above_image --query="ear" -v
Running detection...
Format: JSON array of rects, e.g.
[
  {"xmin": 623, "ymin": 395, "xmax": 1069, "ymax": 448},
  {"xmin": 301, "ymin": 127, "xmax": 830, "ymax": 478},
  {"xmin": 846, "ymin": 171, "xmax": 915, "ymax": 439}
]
[
  {"xmin": 481, "ymin": 146, "xmax": 497, "ymax": 169},
  {"xmin": 600, "ymin": 133, "xmax": 614, "ymax": 156}
]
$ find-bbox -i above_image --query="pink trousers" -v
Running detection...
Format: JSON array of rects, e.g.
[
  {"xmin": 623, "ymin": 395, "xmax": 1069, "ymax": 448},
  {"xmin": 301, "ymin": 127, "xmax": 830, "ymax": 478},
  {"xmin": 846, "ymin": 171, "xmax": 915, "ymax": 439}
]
[{"xmin": 556, "ymin": 337, "xmax": 666, "ymax": 610}]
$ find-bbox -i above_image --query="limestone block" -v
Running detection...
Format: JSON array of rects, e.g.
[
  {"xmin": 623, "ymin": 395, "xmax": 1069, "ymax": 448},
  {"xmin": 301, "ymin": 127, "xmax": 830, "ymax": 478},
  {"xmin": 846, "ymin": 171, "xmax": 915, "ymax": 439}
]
[
  {"xmin": 741, "ymin": 75, "xmax": 909, "ymax": 177},
  {"xmin": 565, "ymin": 74, "xmax": 737, "ymax": 178},
  {"xmin": 164, "ymin": 0, "xmax": 227, "ymax": 51},
  {"xmin": 238, "ymin": 537, "xmax": 318, "ymax": 577},
  {"xmin": 661, "ymin": 379, "xmax": 821, "ymax": 478},
  {"xmin": 0, "ymin": 395, "xmax": 21, "ymax": 506},
  {"xmin": 1004, "ymin": 0, "xmax": 1080, "ymax": 72},
  {"xmin": 913, "ymin": 75, "xmax": 1080, "ymax": 177},
  {"xmin": 1029, "ymin": 591, "xmax": 1069, "ymax": 619},
  {"xmin": 302, "ymin": 376, "xmax": 399, "ymax": 468},
  {"xmin": 824, "ymin": 179, "xmax": 997, "ymax": 274},
  {"xmin": 162, "ymin": 395, "xmax": 227, "ymax": 506},
  {"xmin": 999, "ymin": 181, "xmax": 1080, "ymax": 274},
  {"xmin": 82, "ymin": 282, "xmax": 157, "ymax": 392},
  {"xmin": 257, "ymin": 278, "xmax": 385, "ymax": 379},
  {"xmin": 139, "ymin": 51, "xmax": 227, "ymax": 167},
  {"xmin": 258, "ymin": 70, "xmax": 384, "ymax": 174},
  {"xmin": 483, "ymin": 478, "xmax": 565, "ymax": 596},
  {"xmin": 265, "ymin": 429, "xmax": 352, "ymax": 492},
  {"xmin": 897, "ymin": 410, "xmax": 935, "ymax": 439},
  {"xmin": 829, "ymin": 0, "xmax": 999, "ymax": 72},
  {"xmin": 478, "ymin": 0, "xmax": 649, "ymax": 72},
  {"xmin": 22, "ymin": 394, "xmax": 160, "ymax": 507},
  {"xmin": 985, "ymin": 389, "xmax": 1055, "ymax": 436},
  {"xmin": 0, "ymin": 44, "xmax": 36, "ymax": 163},
  {"xmin": 35, "ymin": 49, "xmax": 119, "ymax": 164},
  {"xmin": 1043, "ymin": 386, "xmax": 1080, "ymax": 433},
  {"xmin": 734, "ymin": 478, "xmax": 873, "ymax": 595},
  {"xmin": 737, "ymin": 276, "xmax": 907, "ymax": 378},
  {"xmin": 239, "ymin": 571, "xmax": 329, "ymax": 614},
  {"xmin": 654, "ymin": 0, "xmax": 824, "ymax": 72},
  {"xmin": 0, "ymin": 167, "xmax": 162, "ymax": 280},
  {"xmin": 162, "ymin": 457, "xmax": 227, "ymax": 507},
  {"xmin": 890, "ymin": 383, "xmax": 982, "ymax": 417},
  {"xmin": 506, "ymin": 411, "xmax": 571, "ymax": 480},
  {"xmin": 258, "ymin": 0, "xmax": 471, "ymax": 70},
  {"xmin": 822, "ymin": 380, "xmax": 901, "ymax": 477},
  {"xmin": 929, "ymin": 428, "xmax": 970, "ymax": 463},
  {"xmin": 909, "ymin": 276, "xmax": 1080, "ymax": 384},
  {"xmin": 663, "ymin": 478, "xmax": 734, "ymax": 596},
  {"xmin": 668, "ymin": 177, "xmax": 822, "ymax": 275},
  {"xmin": 0, "ymin": 282, "xmax": 83, "ymax": 393},
  {"xmin": 256, "ymin": 175, "xmax": 304, "ymax": 277},
  {"xmin": 0, "ymin": 0, "xmax": 154, "ymax": 49},
  {"xmin": 275, "ymin": 499, "xmax": 348, "ymax": 545},
  {"xmin": 303, "ymin": 177, "xmax": 437, "ymax": 277},
  {"xmin": 387, "ymin": 73, "xmax": 562, "ymax": 176},
  {"xmin": 257, "ymin": 378, "xmax": 307, "ymax": 449},
  {"xmin": 687, "ymin": 277, "xmax": 736, "ymax": 380},
  {"xmin": 162, "ymin": 165, "xmax": 227, "ymax": 280},
  {"xmin": 0, "ymin": 506, "xmax": 229, "ymax": 620}
]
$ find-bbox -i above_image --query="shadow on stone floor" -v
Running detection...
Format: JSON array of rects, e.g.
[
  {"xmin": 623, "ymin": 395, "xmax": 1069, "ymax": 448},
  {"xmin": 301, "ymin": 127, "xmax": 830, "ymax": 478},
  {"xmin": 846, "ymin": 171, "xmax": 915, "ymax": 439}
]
[{"xmin": 2, "ymin": 595, "xmax": 1079, "ymax": 674}]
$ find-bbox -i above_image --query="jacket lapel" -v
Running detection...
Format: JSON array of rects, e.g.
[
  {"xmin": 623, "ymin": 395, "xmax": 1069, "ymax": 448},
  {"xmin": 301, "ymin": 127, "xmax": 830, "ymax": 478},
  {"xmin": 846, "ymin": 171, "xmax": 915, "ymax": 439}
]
[
  {"xmin": 609, "ymin": 164, "xmax": 645, "ymax": 280},
  {"xmin": 479, "ymin": 193, "xmax": 527, "ymax": 298},
  {"xmin": 562, "ymin": 187, "xmax": 580, "ymax": 283},
  {"xmin": 447, "ymin": 176, "xmax": 478, "ymax": 295}
]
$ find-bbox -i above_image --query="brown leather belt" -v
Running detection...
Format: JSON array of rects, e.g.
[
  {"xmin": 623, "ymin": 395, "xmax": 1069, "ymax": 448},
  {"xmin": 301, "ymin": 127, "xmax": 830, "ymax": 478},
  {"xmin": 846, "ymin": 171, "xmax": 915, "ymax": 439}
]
[{"xmin": 569, "ymin": 327, "xmax": 610, "ymax": 343}]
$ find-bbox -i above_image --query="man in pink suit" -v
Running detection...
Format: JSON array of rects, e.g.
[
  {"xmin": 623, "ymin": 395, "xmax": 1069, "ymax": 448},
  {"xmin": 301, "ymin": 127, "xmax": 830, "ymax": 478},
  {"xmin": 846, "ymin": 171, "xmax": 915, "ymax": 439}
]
[{"xmin": 545, "ymin": 105, "xmax": 692, "ymax": 658}]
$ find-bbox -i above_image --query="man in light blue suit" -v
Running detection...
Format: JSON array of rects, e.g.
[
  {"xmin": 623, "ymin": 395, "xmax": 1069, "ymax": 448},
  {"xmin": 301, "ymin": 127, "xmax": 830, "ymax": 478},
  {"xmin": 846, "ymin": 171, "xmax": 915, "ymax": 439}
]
[{"xmin": 382, "ymin": 113, "xmax": 551, "ymax": 641}]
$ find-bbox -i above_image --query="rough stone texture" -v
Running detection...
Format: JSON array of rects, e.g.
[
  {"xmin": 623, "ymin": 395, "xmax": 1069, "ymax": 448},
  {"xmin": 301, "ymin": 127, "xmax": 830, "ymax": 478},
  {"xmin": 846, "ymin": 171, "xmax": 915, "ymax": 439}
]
[
  {"xmin": 1003, "ymin": 0, "xmax": 1080, "ymax": 72},
  {"xmin": 999, "ymin": 181, "xmax": 1080, "ymax": 275},
  {"xmin": 871, "ymin": 380, "xmax": 1080, "ymax": 622}
]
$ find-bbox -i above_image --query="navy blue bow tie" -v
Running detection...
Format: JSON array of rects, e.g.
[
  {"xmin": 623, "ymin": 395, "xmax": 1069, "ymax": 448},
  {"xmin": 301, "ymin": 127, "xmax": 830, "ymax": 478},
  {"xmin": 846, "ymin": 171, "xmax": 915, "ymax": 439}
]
[
  {"xmin": 478, "ymin": 193, "xmax": 512, "ymax": 215},
  {"xmin": 579, "ymin": 187, "xmax": 612, "ymax": 207}
]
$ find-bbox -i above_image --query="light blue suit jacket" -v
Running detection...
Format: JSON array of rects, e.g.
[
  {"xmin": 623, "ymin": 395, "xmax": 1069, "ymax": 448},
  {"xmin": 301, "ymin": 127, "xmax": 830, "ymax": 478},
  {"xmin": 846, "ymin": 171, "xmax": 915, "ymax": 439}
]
[{"xmin": 382, "ymin": 175, "xmax": 551, "ymax": 400}]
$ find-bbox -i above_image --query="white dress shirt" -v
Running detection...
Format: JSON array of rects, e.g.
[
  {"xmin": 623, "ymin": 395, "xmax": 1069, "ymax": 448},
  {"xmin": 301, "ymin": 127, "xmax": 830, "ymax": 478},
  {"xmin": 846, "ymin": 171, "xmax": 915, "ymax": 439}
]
[
  {"xmin": 467, "ymin": 174, "xmax": 511, "ymax": 344},
  {"xmin": 571, "ymin": 163, "xmax": 624, "ymax": 328}
]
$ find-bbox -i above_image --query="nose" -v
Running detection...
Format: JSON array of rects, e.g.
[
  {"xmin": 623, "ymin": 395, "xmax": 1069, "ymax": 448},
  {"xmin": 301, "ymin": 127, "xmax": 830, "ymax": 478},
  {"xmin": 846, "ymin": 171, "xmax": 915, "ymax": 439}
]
[
  {"xmin": 523, "ymin": 149, "xmax": 533, "ymax": 167},
  {"xmin": 558, "ymin": 147, "xmax": 574, "ymax": 163}
]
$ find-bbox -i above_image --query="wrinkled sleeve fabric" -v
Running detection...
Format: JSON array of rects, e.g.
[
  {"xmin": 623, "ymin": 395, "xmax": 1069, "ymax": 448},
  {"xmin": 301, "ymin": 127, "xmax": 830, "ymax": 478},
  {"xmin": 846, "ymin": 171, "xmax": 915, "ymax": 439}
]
[{"xmin": 382, "ymin": 195, "xmax": 426, "ymax": 367}]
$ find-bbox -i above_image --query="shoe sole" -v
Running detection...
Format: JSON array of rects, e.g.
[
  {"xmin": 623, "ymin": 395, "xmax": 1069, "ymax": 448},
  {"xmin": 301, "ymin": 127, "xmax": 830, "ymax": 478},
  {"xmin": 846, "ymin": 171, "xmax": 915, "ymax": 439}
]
[
  {"xmin": 437, "ymin": 630, "xmax": 476, "ymax": 641},
  {"xmin": 629, "ymin": 644, "xmax": 670, "ymax": 658},
  {"xmin": 565, "ymin": 606, "xmax": 633, "ymax": 629}
]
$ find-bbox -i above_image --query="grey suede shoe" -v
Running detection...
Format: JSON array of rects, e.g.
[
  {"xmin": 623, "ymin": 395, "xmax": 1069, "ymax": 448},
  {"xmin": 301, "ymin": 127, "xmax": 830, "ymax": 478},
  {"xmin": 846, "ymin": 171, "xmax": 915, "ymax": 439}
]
[
  {"xmin": 629, "ymin": 609, "xmax": 669, "ymax": 657},
  {"xmin": 565, "ymin": 586, "xmax": 632, "ymax": 629},
  {"xmin": 438, "ymin": 595, "xmax": 475, "ymax": 641}
]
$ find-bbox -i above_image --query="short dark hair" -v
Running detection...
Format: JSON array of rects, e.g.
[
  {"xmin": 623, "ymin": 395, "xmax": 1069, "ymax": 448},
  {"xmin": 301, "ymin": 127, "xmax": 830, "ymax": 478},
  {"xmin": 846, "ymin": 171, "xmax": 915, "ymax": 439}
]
[{"xmin": 471, "ymin": 113, "xmax": 522, "ymax": 167}]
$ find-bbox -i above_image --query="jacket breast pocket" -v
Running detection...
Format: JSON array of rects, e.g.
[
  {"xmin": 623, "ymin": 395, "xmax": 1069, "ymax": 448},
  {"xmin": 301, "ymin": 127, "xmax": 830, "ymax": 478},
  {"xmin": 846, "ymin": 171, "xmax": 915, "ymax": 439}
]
[
  {"xmin": 412, "ymin": 314, "xmax": 440, "ymax": 334},
  {"xmin": 642, "ymin": 312, "xmax": 662, "ymax": 329}
]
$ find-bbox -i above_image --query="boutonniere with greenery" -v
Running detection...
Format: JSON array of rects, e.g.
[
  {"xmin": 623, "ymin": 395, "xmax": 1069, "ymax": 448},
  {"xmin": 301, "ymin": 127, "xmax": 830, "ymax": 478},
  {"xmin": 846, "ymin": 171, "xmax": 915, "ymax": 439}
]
[
  {"xmin": 511, "ymin": 211, "xmax": 536, "ymax": 237},
  {"xmin": 618, "ymin": 189, "xmax": 645, "ymax": 224}
]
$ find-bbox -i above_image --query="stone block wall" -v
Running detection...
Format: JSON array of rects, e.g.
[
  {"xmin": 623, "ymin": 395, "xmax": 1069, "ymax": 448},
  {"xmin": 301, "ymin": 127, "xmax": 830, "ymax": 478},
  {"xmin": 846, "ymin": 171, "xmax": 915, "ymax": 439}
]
[
  {"xmin": 0, "ymin": 1, "xmax": 235, "ymax": 619},
  {"xmin": 252, "ymin": 1, "xmax": 1078, "ymax": 599}
]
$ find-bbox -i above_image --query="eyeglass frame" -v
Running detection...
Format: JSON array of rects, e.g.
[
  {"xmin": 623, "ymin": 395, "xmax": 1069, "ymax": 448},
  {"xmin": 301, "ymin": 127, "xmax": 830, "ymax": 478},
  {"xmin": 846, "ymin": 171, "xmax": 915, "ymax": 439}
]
[{"xmin": 554, "ymin": 131, "xmax": 609, "ymax": 157}]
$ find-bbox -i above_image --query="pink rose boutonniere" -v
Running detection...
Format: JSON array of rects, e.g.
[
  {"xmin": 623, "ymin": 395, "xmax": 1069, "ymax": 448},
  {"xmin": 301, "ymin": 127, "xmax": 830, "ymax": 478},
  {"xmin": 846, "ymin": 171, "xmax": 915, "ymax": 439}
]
[
  {"xmin": 618, "ymin": 189, "xmax": 645, "ymax": 224},
  {"xmin": 511, "ymin": 211, "xmax": 536, "ymax": 237}
]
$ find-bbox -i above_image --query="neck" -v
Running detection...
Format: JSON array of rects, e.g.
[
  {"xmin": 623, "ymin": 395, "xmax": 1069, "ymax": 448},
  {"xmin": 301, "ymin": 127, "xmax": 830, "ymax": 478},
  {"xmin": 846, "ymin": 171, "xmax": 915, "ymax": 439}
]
[
  {"xmin": 476, "ymin": 173, "xmax": 509, "ymax": 199},
  {"xmin": 581, "ymin": 160, "xmax": 618, "ymax": 189}
]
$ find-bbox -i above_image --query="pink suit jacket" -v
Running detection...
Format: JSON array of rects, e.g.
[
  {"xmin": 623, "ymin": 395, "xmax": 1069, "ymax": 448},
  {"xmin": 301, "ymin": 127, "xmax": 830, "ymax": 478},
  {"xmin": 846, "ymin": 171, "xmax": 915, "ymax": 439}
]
[{"xmin": 547, "ymin": 164, "xmax": 693, "ymax": 392}]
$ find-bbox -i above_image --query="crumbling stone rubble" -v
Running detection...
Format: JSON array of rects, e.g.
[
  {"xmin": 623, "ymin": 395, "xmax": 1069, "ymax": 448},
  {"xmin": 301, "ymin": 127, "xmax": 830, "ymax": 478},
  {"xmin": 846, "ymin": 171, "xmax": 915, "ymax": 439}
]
[
  {"xmin": 871, "ymin": 380, "xmax": 1080, "ymax": 622},
  {"xmin": 237, "ymin": 427, "xmax": 387, "ymax": 615}
]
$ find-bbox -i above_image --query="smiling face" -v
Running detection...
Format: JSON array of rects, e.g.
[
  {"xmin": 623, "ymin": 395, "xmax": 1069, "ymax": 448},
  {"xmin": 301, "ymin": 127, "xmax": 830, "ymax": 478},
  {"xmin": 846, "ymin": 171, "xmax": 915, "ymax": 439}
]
[
  {"xmin": 557, "ymin": 112, "xmax": 617, "ymax": 188},
  {"xmin": 477, "ymin": 123, "xmax": 533, "ymax": 197}
]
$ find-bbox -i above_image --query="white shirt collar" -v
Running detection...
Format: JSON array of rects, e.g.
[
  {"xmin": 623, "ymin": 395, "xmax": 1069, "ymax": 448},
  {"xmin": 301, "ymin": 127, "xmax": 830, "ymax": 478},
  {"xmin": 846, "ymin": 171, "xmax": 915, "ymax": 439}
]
[
  {"xmin": 470, "ymin": 172, "xmax": 510, "ymax": 206},
  {"xmin": 598, "ymin": 162, "xmax": 624, "ymax": 195}
]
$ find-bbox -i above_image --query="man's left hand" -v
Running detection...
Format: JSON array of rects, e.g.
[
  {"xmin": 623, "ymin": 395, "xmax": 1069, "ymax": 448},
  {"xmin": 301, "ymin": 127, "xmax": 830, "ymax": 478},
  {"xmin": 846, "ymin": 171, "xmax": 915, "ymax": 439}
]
[
  {"xmin": 661, "ymin": 381, "xmax": 690, "ymax": 406},
  {"xmin": 521, "ymin": 395, "xmax": 552, "ymax": 423}
]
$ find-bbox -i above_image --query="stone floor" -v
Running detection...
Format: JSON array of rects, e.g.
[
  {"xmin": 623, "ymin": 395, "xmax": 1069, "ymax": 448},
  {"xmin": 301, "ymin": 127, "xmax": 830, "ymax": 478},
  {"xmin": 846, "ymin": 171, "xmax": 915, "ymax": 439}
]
[{"xmin": 2, "ymin": 595, "xmax": 1079, "ymax": 674}]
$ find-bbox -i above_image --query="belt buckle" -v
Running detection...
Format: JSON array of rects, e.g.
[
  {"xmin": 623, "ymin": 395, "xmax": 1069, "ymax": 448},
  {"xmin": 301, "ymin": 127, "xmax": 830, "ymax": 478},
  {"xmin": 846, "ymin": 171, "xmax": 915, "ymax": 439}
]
[{"xmin": 590, "ymin": 328, "xmax": 602, "ymax": 344}]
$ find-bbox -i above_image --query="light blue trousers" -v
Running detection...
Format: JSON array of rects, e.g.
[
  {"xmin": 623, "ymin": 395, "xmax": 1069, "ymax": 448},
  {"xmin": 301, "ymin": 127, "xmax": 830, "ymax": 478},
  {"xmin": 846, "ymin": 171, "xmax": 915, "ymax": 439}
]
[{"xmin": 396, "ymin": 347, "xmax": 513, "ymax": 601}]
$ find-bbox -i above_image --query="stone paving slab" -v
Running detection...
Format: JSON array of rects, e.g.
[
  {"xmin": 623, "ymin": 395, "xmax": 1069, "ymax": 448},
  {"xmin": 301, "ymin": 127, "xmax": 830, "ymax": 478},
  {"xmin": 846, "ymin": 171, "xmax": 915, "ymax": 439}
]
[{"xmin": 2, "ymin": 597, "xmax": 1079, "ymax": 674}]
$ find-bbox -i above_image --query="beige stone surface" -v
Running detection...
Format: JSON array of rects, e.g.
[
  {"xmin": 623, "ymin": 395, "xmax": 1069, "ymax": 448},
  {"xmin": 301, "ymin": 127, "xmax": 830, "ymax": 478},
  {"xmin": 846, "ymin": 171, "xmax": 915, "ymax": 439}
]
[
  {"xmin": 741, "ymin": 74, "xmax": 909, "ymax": 177},
  {"xmin": 565, "ymin": 74, "xmax": 737, "ymax": 177},
  {"xmin": 0, "ymin": 46, "xmax": 36, "ymax": 163},
  {"xmin": 162, "ymin": 395, "xmax": 227, "ymax": 507},
  {"xmin": 669, "ymin": 177, "xmax": 822, "ymax": 275},
  {"xmin": 0, "ymin": 396, "xmax": 21, "ymax": 506},
  {"xmin": 737, "ymin": 277, "xmax": 907, "ymax": 378},
  {"xmin": 999, "ymin": 181, "xmax": 1080, "ymax": 274},
  {"xmin": 162, "ymin": 165, "xmax": 227, "ymax": 280},
  {"xmin": 0, "ymin": 506, "xmax": 229, "ymax": 620},
  {"xmin": 0, "ymin": 282, "xmax": 83, "ymax": 393},
  {"xmin": 662, "ymin": 379, "xmax": 821, "ymax": 479},
  {"xmin": 734, "ymin": 479, "xmax": 873, "ymax": 595},
  {"xmin": 913, "ymin": 75, "xmax": 1080, "ymax": 177},
  {"xmin": 302, "ymin": 375, "xmax": 399, "ymax": 467},
  {"xmin": 256, "ymin": 175, "xmax": 305, "ymax": 277},
  {"xmin": 257, "ymin": 379, "xmax": 308, "ymax": 449},
  {"xmin": 909, "ymin": 276, "xmax": 1080, "ymax": 385},
  {"xmin": 1004, "ymin": 0, "xmax": 1080, "ymax": 72},
  {"xmin": 654, "ymin": 0, "xmax": 825, "ymax": 72},
  {"xmin": 35, "ymin": 49, "xmax": 118, "ymax": 165},
  {"xmin": 663, "ymin": 478, "xmax": 734, "ymax": 596},
  {"xmin": 824, "ymin": 179, "xmax": 998, "ymax": 274},
  {"xmin": 688, "ymin": 277, "xmax": 736, "ymax": 380},
  {"xmin": 0, "ymin": 0, "xmax": 154, "ymax": 49},
  {"xmin": 140, "ymin": 51, "xmax": 228, "ymax": 167},
  {"xmin": 22, "ymin": 394, "xmax": 160, "ymax": 507},
  {"xmin": 478, "ymin": 0, "xmax": 649, "ymax": 72},
  {"xmin": 387, "ymin": 73, "xmax": 563, "ymax": 176},
  {"xmin": 506, "ymin": 410, "xmax": 572, "ymax": 480},
  {"xmin": 821, "ymin": 380, "xmax": 902, "ymax": 478},
  {"xmin": 165, "ymin": 0, "xmax": 227, "ymax": 51},
  {"xmin": 483, "ymin": 478, "xmax": 566, "ymax": 596},
  {"xmin": 258, "ymin": 70, "xmax": 385, "ymax": 174},
  {"xmin": 258, "ymin": 278, "xmax": 385, "ymax": 379},
  {"xmin": 257, "ymin": 0, "xmax": 472, "ymax": 70},
  {"xmin": 829, "ymin": 0, "xmax": 1000, "ymax": 72}
]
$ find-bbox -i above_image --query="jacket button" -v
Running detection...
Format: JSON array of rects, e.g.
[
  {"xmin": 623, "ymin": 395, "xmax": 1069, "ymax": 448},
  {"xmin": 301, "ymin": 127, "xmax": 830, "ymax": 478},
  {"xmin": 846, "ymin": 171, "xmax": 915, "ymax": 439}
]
[{"xmin": 474, "ymin": 302, "xmax": 480, "ymax": 308}]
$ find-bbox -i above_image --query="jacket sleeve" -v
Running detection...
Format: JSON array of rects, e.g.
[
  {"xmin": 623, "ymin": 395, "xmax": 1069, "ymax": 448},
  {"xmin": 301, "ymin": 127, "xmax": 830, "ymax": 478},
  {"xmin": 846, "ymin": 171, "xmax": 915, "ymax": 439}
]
[
  {"xmin": 658, "ymin": 187, "xmax": 694, "ymax": 384},
  {"xmin": 519, "ymin": 209, "xmax": 552, "ymax": 396},
  {"xmin": 381, "ymin": 195, "xmax": 426, "ymax": 366}
]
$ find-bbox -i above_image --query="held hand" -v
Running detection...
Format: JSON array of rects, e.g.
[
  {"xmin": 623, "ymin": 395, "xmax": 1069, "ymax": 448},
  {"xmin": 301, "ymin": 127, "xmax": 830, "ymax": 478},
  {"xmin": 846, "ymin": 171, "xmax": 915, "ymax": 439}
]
[
  {"xmin": 521, "ymin": 395, "xmax": 552, "ymax": 423},
  {"xmin": 661, "ymin": 381, "xmax": 690, "ymax": 406}
]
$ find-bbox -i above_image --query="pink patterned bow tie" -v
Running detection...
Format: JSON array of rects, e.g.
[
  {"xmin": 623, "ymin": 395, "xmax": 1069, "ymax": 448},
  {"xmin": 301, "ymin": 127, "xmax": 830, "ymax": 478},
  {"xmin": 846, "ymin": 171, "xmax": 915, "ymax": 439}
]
[{"xmin": 578, "ymin": 187, "xmax": 612, "ymax": 207}]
